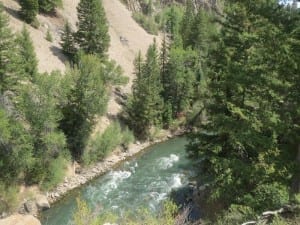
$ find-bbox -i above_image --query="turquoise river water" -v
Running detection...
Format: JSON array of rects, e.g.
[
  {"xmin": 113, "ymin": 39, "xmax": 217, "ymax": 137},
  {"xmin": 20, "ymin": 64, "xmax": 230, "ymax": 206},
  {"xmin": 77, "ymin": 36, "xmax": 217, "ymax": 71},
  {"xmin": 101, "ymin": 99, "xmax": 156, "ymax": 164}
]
[{"xmin": 41, "ymin": 137, "xmax": 195, "ymax": 225}]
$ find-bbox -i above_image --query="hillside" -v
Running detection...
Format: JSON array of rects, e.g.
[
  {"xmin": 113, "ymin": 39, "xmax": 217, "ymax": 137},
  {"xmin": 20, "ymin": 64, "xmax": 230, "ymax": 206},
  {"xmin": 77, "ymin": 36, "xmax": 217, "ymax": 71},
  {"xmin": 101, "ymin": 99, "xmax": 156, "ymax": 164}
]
[
  {"xmin": 1, "ymin": 0, "xmax": 160, "ymax": 114},
  {"xmin": 1, "ymin": 0, "xmax": 160, "ymax": 86}
]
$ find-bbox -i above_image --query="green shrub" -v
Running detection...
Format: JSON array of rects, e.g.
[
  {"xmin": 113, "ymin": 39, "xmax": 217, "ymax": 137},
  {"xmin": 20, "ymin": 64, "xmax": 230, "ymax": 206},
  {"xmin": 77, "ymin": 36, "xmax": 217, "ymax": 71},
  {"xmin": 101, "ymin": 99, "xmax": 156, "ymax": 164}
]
[
  {"xmin": 215, "ymin": 204, "xmax": 256, "ymax": 225},
  {"xmin": 84, "ymin": 122, "xmax": 134, "ymax": 164},
  {"xmin": 0, "ymin": 184, "xmax": 18, "ymax": 213},
  {"xmin": 41, "ymin": 155, "xmax": 69, "ymax": 190},
  {"xmin": 122, "ymin": 127, "xmax": 135, "ymax": 149},
  {"xmin": 46, "ymin": 28, "xmax": 53, "ymax": 42},
  {"xmin": 31, "ymin": 18, "xmax": 40, "ymax": 29},
  {"xmin": 242, "ymin": 183, "xmax": 289, "ymax": 213},
  {"xmin": 132, "ymin": 12, "xmax": 158, "ymax": 35},
  {"xmin": 73, "ymin": 198, "xmax": 177, "ymax": 225}
]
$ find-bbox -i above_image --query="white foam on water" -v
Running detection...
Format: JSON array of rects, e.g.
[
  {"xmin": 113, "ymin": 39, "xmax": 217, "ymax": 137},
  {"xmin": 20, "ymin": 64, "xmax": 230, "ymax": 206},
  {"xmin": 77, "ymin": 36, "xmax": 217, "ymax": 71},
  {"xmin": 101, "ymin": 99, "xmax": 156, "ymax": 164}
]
[
  {"xmin": 170, "ymin": 173, "xmax": 183, "ymax": 189},
  {"xmin": 129, "ymin": 162, "xmax": 138, "ymax": 173},
  {"xmin": 102, "ymin": 171, "xmax": 132, "ymax": 195},
  {"xmin": 157, "ymin": 154, "xmax": 180, "ymax": 170},
  {"xmin": 157, "ymin": 192, "xmax": 167, "ymax": 202},
  {"xmin": 111, "ymin": 205, "xmax": 119, "ymax": 210}
]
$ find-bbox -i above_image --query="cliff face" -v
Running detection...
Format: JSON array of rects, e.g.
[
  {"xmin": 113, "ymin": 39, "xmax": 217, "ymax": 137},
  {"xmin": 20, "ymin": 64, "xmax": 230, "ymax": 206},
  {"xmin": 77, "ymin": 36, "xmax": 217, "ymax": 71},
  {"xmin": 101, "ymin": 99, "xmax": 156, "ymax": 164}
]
[{"xmin": 123, "ymin": 0, "xmax": 221, "ymax": 12}]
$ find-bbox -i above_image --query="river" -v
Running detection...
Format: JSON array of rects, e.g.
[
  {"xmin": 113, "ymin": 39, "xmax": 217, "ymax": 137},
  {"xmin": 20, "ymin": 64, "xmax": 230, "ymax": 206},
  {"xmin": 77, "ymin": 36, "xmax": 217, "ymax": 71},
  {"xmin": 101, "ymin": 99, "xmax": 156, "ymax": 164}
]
[{"xmin": 41, "ymin": 137, "xmax": 195, "ymax": 225}]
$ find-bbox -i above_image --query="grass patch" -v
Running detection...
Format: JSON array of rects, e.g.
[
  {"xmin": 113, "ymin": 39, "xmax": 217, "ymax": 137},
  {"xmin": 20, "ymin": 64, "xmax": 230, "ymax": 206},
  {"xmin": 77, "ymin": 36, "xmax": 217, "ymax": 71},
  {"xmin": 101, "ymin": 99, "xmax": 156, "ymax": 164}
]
[
  {"xmin": 0, "ymin": 184, "xmax": 18, "ymax": 214},
  {"xmin": 84, "ymin": 122, "xmax": 135, "ymax": 165},
  {"xmin": 41, "ymin": 155, "xmax": 69, "ymax": 190}
]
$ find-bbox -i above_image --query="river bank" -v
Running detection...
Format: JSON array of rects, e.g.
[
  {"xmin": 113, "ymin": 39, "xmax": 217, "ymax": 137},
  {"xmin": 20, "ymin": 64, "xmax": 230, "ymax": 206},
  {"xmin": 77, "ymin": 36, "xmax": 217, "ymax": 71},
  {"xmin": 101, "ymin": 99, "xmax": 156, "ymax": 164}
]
[
  {"xmin": 0, "ymin": 129, "xmax": 187, "ymax": 225},
  {"xmin": 46, "ymin": 129, "xmax": 186, "ymax": 204},
  {"xmin": 41, "ymin": 134, "xmax": 193, "ymax": 225},
  {"xmin": 0, "ymin": 130, "xmax": 186, "ymax": 224}
]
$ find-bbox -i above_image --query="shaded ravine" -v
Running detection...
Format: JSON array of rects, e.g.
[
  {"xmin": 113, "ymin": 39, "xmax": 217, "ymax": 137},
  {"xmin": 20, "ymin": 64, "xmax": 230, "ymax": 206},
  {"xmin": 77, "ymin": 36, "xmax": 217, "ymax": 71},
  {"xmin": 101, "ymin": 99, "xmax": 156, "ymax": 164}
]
[{"xmin": 41, "ymin": 137, "xmax": 196, "ymax": 225}]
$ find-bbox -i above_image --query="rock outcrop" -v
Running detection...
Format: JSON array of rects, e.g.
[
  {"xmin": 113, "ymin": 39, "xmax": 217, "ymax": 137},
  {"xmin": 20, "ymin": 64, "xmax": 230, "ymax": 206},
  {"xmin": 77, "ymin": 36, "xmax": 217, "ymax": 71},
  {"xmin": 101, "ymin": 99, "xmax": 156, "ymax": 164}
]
[
  {"xmin": 0, "ymin": 214, "xmax": 41, "ymax": 225},
  {"xmin": 35, "ymin": 194, "xmax": 50, "ymax": 211}
]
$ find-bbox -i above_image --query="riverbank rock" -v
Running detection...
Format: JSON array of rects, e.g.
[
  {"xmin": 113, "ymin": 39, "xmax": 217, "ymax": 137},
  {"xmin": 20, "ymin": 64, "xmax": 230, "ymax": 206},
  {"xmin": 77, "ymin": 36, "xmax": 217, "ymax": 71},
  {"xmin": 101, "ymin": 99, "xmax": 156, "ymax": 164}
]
[
  {"xmin": 24, "ymin": 200, "xmax": 38, "ymax": 216},
  {"xmin": 0, "ymin": 214, "xmax": 41, "ymax": 225},
  {"xmin": 35, "ymin": 194, "xmax": 50, "ymax": 210}
]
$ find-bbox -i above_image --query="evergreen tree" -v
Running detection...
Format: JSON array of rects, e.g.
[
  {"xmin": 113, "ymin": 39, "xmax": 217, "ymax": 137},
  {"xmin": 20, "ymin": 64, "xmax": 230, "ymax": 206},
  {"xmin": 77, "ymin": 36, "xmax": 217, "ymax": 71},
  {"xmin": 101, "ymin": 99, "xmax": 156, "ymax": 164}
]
[
  {"xmin": 128, "ymin": 41, "xmax": 164, "ymax": 138},
  {"xmin": 38, "ymin": 0, "xmax": 61, "ymax": 13},
  {"xmin": 60, "ymin": 21, "xmax": 76, "ymax": 59},
  {"xmin": 16, "ymin": 26, "xmax": 38, "ymax": 81},
  {"xmin": 180, "ymin": 0, "xmax": 195, "ymax": 48},
  {"xmin": 0, "ymin": 106, "xmax": 33, "ymax": 184},
  {"xmin": 76, "ymin": 0, "xmax": 110, "ymax": 57},
  {"xmin": 165, "ymin": 5, "xmax": 182, "ymax": 46},
  {"xmin": 19, "ymin": 0, "xmax": 39, "ymax": 24},
  {"xmin": 17, "ymin": 71, "xmax": 68, "ymax": 186},
  {"xmin": 60, "ymin": 54, "xmax": 108, "ymax": 159},
  {"xmin": 0, "ymin": 5, "xmax": 18, "ymax": 93},
  {"xmin": 163, "ymin": 46, "xmax": 197, "ymax": 116},
  {"xmin": 187, "ymin": 0, "xmax": 299, "ymax": 211}
]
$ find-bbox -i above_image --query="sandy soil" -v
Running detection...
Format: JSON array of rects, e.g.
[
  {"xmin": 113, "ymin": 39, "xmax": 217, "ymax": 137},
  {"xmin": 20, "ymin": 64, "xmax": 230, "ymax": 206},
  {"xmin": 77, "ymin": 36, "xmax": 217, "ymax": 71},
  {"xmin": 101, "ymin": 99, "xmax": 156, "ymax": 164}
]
[
  {"xmin": 1, "ymin": 0, "xmax": 67, "ymax": 73},
  {"xmin": 103, "ymin": 0, "xmax": 161, "ymax": 93}
]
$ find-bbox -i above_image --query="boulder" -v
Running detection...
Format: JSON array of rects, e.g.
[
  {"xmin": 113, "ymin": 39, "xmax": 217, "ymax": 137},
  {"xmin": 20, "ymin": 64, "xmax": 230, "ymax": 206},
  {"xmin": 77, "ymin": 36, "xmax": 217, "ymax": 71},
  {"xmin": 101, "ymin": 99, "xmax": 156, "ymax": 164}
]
[
  {"xmin": 0, "ymin": 214, "xmax": 41, "ymax": 225},
  {"xmin": 24, "ymin": 200, "xmax": 38, "ymax": 216},
  {"xmin": 35, "ymin": 194, "xmax": 50, "ymax": 211}
]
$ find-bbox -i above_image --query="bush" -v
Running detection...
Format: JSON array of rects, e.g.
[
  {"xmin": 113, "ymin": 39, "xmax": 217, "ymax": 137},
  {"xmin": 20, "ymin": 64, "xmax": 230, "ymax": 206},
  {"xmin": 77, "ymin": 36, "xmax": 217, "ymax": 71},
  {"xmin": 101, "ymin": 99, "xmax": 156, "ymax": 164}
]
[
  {"xmin": 241, "ymin": 183, "xmax": 289, "ymax": 213},
  {"xmin": 122, "ymin": 127, "xmax": 135, "ymax": 149},
  {"xmin": 41, "ymin": 155, "xmax": 69, "ymax": 190},
  {"xmin": 46, "ymin": 29, "xmax": 53, "ymax": 42},
  {"xmin": 0, "ymin": 184, "xmax": 18, "ymax": 213},
  {"xmin": 132, "ymin": 12, "xmax": 158, "ymax": 35},
  {"xmin": 215, "ymin": 204, "xmax": 256, "ymax": 225},
  {"xmin": 31, "ymin": 18, "xmax": 40, "ymax": 29},
  {"xmin": 73, "ymin": 198, "xmax": 177, "ymax": 225},
  {"xmin": 84, "ymin": 122, "xmax": 134, "ymax": 164}
]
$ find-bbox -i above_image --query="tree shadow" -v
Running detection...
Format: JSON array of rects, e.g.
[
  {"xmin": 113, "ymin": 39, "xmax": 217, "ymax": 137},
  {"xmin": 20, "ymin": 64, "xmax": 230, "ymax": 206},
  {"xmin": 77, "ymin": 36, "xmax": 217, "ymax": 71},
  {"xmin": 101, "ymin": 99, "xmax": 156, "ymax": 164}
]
[
  {"xmin": 3, "ymin": 5, "xmax": 22, "ymax": 21},
  {"xmin": 49, "ymin": 45, "xmax": 68, "ymax": 66}
]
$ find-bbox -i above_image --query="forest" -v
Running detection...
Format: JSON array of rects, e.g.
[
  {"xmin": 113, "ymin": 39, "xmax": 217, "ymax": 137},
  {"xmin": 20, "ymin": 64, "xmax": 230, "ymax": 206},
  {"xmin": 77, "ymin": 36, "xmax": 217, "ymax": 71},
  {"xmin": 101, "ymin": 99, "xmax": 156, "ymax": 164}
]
[{"xmin": 0, "ymin": 0, "xmax": 299, "ymax": 224}]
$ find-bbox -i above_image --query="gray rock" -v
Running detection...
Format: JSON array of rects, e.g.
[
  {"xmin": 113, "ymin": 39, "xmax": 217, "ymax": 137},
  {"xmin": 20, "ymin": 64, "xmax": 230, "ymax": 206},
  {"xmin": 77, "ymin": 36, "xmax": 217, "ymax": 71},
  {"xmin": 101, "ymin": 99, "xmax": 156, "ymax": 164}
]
[
  {"xmin": 35, "ymin": 194, "xmax": 50, "ymax": 211},
  {"xmin": 24, "ymin": 200, "xmax": 38, "ymax": 216},
  {"xmin": 18, "ymin": 203, "xmax": 27, "ymax": 215}
]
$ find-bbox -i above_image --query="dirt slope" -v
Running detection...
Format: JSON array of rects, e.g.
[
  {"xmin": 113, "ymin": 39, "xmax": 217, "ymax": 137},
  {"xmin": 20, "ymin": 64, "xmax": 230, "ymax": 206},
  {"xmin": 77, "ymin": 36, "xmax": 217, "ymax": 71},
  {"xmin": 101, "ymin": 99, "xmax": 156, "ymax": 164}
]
[
  {"xmin": 103, "ymin": 0, "xmax": 161, "ymax": 92},
  {"xmin": 1, "ymin": 0, "xmax": 160, "ymax": 87},
  {"xmin": 1, "ymin": 0, "xmax": 67, "ymax": 73}
]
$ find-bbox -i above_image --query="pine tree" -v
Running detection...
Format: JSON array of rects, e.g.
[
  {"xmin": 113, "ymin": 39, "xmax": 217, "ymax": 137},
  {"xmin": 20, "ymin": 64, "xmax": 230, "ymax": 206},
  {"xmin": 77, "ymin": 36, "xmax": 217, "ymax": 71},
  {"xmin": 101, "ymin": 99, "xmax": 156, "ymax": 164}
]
[
  {"xmin": 163, "ymin": 46, "xmax": 197, "ymax": 116},
  {"xmin": 0, "ymin": 107, "xmax": 33, "ymax": 184},
  {"xmin": 16, "ymin": 26, "xmax": 38, "ymax": 81},
  {"xmin": 76, "ymin": 0, "xmax": 110, "ymax": 57},
  {"xmin": 0, "ymin": 5, "xmax": 18, "ymax": 93},
  {"xmin": 60, "ymin": 21, "xmax": 76, "ymax": 59},
  {"xmin": 19, "ymin": 0, "xmax": 39, "ymax": 24},
  {"xmin": 18, "ymin": 71, "xmax": 68, "ymax": 186},
  {"xmin": 60, "ymin": 54, "xmax": 108, "ymax": 159},
  {"xmin": 38, "ymin": 0, "xmax": 61, "ymax": 13},
  {"xmin": 128, "ymin": 41, "xmax": 164, "ymax": 138},
  {"xmin": 187, "ymin": 0, "xmax": 299, "ymax": 210},
  {"xmin": 180, "ymin": 0, "xmax": 195, "ymax": 48},
  {"xmin": 165, "ymin": 5, "xmax": 182, "ymax": 46}
]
